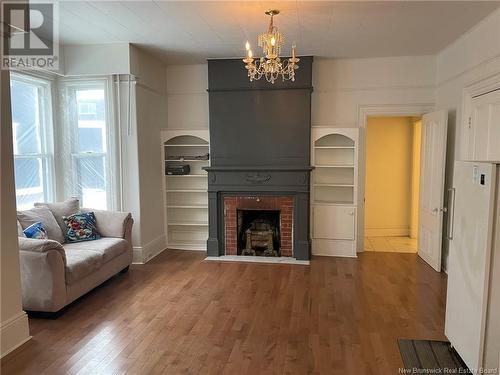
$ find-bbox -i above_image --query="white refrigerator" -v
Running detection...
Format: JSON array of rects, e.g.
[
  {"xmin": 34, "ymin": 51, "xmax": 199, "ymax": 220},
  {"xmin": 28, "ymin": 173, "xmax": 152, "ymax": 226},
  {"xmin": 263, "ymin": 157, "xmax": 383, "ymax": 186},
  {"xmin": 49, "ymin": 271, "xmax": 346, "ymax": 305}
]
[{"xmin": 445, "ymin": 161, "xmax": 500, "ymax": 371}]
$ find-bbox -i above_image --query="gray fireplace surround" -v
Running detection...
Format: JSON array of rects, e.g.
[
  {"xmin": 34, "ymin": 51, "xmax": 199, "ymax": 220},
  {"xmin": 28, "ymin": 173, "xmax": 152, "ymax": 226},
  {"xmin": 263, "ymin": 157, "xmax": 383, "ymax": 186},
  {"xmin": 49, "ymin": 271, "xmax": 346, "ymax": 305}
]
[{"xmin": 205, "ymin": 57, "xmax": 314, "ymax": 260}]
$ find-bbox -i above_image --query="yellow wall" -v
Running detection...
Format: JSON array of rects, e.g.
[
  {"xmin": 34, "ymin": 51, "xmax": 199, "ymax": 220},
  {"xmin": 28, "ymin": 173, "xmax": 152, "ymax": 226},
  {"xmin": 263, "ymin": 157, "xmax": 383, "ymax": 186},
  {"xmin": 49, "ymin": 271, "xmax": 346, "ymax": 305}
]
[
  {"xmin": 365, "ymin": 117, "xmax": 415, "ymax": 237},
  {"xmin": 410, "ymin": 120, "xmax": 422, "ymax": 239}
]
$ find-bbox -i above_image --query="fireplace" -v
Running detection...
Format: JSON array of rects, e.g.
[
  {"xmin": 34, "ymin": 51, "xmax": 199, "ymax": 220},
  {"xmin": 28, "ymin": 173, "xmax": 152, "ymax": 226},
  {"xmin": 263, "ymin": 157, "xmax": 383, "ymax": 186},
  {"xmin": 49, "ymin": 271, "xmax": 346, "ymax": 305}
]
[
  {"xmin": 224, "ymin": 196, "xmax": 293, "ymax": 257},
  {"xmin": 205, "ymin": 58, "xmax": 313, "ymax": 260}
]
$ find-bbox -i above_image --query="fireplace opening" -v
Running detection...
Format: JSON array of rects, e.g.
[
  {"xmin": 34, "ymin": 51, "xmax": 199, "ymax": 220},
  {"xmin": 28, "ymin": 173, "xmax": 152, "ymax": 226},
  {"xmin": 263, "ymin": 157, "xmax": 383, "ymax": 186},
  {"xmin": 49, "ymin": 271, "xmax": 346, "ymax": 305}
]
[{"xmin": 237, "ymin": 209, "xmax": 281, "ymax": 256}]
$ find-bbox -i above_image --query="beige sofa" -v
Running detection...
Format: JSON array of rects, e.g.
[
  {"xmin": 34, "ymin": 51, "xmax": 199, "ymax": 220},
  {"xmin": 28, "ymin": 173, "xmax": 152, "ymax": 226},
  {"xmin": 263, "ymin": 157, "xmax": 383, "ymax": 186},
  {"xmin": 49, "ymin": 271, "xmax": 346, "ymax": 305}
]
[{"xmin": 18, "ymin": 204, "xmax": 133, "ymax": 314}]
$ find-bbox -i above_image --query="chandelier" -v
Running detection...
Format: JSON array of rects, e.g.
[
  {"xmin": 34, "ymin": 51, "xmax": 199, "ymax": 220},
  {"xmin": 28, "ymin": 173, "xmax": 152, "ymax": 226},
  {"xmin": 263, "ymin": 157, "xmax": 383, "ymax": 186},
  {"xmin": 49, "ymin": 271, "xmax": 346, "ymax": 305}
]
[{"xmin": 243, "ymin": 10, "xmax": 299, "ymax": 84}]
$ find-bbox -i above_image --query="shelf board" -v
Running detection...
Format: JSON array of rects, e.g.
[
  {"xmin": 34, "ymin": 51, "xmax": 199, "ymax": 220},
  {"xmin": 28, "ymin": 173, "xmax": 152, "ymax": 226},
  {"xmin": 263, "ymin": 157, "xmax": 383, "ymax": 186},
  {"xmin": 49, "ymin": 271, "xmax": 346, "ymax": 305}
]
[
  {"xmin": 167, "ymin": 222, "xmax": 208, "ymax": 226},
  {"xmin": 165, "ymin": 144, "xmax": 209, "ymax": 147},
  {"xmin": 166, "ymin": 174, "xmax": 207, "ymax": 177},
  {"xmin": 314, "ymin": 146, "xmax": 355, "ymax": 149},
  {"xmin": 313, "ymin": 200, "xmax": 355, "ymax": 205},
  {"xmin": 165, "ymin": 159, "xmax": 209, "ymax": 162},
  {"xmin": 314, "ymin": 184, "xmax": 354, "ymax": 187},
  {"xmin": 166, "ymin": 189, "xmax": 207, "ymax": 193},
  {"xmin": 167, "ymin": 205, "xmax": 208, "ymax": 209},
  {"xmin": 315, "ymin": 165, "xmax": 354, "ymax": 168}
]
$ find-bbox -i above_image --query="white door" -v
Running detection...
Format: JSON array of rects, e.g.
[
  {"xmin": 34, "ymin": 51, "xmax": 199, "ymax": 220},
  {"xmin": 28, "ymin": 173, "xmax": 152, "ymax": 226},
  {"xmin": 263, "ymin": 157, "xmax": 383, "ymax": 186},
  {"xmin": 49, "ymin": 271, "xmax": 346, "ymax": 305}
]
[
  {"xmin": 445, "ymin": 162, "xmax": 497, "ymax": 370},
  {"xmin": 418, "ymin": 110, "xmax": 448, "ymax": 271}
]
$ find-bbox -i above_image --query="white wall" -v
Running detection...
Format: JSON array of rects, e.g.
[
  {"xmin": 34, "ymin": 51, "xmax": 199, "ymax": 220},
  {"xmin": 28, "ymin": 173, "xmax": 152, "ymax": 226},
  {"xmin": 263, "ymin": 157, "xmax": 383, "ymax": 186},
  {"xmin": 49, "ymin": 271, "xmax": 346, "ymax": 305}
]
[
  {"xmin": 0, "ymin": 71, "xmax": 31, "ymax": 358},
  {"xmin": 166, "ymin": 64, "xmax": 208, "ymax": 129},
  {"xmin": 127, "ymin": 46, "xmax": 168, "ymax": 263},
  {"xmin": 63, "ymin": 43, "xmax": 131, "ymax": 76},
  {"xmin": 436, "ymin": 8, "xmax": 500, "ymax": 270}
]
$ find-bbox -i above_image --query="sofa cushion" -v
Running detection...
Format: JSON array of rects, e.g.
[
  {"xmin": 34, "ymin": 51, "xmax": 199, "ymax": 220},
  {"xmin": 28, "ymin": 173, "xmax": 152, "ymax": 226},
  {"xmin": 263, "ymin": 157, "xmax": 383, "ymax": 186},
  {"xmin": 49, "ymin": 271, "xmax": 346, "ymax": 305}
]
[
  {"xmin": 63, "ymin": 238, "xmax": 128, "ymax": 264},
  {"xmin": 64, "ymin": 249, "xmax": 103, "ymax": 284},
  {"xmin": 17, "ymin": 206, "xmax": 65, "ymax": 243},
  {"xmin": 35, "ymin": 198, "xmax": 80, "ymax": 235}
]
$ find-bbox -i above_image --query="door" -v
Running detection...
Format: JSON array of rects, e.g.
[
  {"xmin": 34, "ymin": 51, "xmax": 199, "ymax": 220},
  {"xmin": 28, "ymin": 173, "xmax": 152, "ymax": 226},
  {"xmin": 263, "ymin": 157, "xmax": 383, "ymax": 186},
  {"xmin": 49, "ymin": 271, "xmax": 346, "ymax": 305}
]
[
  {"xmin": 445, "ymin": 162, "xmax": 497, "ymax": 370},
  {"xmin": 313, "ymin": 205, "xmax": 355, "ymax": 240},
  {"xmin": 418, "ymin": 110, "xmax": 448, "ymax": 271},
  {"xmin": 470, "ymin": 89, "xmax": 500, "ymax": 162}
]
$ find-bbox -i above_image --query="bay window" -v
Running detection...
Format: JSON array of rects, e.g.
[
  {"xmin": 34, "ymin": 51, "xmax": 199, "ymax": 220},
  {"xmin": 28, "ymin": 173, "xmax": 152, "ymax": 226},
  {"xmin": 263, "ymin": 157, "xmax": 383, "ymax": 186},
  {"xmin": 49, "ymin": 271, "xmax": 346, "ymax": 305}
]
[
  {"xmin": 61, "ymin": 80, "xmax": 115, "ymax": 210},
  {"xmin": 10, "ymin": 74, "xmax": 117, "ymax": 211},
  {"xmin": 10, "ymin": 74, "xmax": 55, "ymax": 210}
]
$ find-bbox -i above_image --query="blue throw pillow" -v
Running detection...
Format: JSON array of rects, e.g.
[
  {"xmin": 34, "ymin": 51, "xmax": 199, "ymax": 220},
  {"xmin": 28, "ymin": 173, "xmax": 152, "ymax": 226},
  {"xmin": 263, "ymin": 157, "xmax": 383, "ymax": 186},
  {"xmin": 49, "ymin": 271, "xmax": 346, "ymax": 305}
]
[
  {"xmin": 63, "ymin": 212, "xmax": 100, "ymax": 243},
  {"xmin": 23, "ymin": 222, "xmax": 48, "ymax": 239}
]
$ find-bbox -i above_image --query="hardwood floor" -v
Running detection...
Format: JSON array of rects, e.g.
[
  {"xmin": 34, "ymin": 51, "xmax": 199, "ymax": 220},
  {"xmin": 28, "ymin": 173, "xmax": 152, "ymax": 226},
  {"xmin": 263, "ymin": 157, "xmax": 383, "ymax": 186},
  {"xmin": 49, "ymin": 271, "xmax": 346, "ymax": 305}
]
[
  {"xmin": 365, "ymin": 236, "xmax": 418, "ymax": 253},
  {"xmin": 1, "ymin": 250, "xmax": 447, "ymax": 375}
]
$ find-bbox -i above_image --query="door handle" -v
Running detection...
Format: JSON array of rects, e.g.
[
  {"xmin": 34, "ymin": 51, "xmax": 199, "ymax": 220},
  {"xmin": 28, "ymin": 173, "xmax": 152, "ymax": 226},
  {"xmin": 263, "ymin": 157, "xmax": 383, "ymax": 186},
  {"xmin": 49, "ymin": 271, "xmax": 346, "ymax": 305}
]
[
  {"xmin": 432, "ymin": 207, "xmax": 447, "ymax": 213},
  {"xmin": 447, "ymin": 188, "xmax": 456, "ymax": 240}
]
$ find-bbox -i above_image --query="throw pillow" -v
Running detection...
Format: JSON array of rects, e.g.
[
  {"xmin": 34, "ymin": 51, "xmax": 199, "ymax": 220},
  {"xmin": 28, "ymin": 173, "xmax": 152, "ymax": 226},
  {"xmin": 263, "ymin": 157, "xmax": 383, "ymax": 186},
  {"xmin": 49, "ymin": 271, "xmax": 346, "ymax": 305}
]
[
  {"xmin": 17, "ymin": 206, "xmax": 65, "ymax": 243},
  {"xmin": 35, "ymin": 198, "xmax": 80, "ymax": 235},
  {"xmin": 23, "ymin": 222, "xmax": 48, "ymax": 239},
  {"xmin": 63, "ymin": 212, "xmax": 100, "ymax": 243}
]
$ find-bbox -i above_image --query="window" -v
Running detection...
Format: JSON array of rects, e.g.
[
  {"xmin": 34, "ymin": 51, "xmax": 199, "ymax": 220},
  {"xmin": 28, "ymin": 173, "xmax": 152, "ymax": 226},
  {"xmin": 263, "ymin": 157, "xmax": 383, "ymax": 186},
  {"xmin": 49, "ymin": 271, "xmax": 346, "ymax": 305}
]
[
  {"xmin": 62, "ymin": 80, "xmax": 114, "ymax": 210},
  {"xmin": 10, "ymin": 74, "xmax": 54, "ymax": 210}
]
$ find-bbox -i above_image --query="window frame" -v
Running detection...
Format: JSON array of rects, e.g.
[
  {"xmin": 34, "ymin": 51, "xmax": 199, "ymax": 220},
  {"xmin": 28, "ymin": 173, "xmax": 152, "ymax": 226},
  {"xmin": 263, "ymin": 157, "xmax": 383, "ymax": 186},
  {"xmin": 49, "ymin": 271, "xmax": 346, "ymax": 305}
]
[
  {"xmin": 10, "ymin": 72, "xmax": 56, "ymax": 208},
  {"xmin": 59, "ymin": 77, "xmax": 117, "ymax": 210}
]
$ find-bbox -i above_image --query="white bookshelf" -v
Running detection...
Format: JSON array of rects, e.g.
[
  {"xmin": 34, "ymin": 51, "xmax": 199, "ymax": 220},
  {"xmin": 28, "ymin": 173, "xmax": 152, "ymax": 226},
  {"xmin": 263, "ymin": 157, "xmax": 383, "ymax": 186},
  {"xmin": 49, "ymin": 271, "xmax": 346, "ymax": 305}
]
[
  {"xmin": 161, "ymin": 130, "xmax": 209, "ymax": 251},
  {"xmin": 311, "ymin": 128, "xmax": 359, "ymax": 257}
]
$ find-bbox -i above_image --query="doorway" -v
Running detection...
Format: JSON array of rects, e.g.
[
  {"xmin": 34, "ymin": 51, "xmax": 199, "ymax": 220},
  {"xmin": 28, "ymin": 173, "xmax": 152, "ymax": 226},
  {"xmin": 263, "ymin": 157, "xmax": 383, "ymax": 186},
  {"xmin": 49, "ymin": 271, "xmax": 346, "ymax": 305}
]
[{"xmin": 364, "ymin": 116, "xmax": 422, "ymax": 253}]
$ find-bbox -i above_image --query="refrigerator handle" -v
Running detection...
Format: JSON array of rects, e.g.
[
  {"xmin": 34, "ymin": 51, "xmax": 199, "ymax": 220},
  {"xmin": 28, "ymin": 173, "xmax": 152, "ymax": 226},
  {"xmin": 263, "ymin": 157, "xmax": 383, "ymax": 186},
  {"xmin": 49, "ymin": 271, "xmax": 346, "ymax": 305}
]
[{"xmin": 447, "ymin": 188, "xmax": 456, "ymax": 240}]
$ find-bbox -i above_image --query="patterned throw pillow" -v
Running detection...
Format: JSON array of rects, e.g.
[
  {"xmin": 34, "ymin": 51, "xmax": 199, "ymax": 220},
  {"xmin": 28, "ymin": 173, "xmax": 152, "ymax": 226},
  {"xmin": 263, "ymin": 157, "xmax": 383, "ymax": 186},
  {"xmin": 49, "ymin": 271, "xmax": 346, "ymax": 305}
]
[
  {"xmin": 63, "ymin": 212, "xmax": 100, "ymax": 243},
  {"xmin": 23, "ymin": 222, "xmax": 48, "ymax": 239}
]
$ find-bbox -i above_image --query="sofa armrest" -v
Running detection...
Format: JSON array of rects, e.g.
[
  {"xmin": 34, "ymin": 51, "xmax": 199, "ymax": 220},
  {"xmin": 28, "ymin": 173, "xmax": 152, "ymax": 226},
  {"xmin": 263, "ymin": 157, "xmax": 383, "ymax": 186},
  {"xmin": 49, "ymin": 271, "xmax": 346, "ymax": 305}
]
[
  {"xmin": 82, "ymin": 209, "xmax": 132, "ymax": 239},
  {"xmin": 18, "ymin": 237, "xmax": 65, "ymax": 260},
  {"xmin": 18, "ymin": 238, "xmax": 67, "ymax": 312}
]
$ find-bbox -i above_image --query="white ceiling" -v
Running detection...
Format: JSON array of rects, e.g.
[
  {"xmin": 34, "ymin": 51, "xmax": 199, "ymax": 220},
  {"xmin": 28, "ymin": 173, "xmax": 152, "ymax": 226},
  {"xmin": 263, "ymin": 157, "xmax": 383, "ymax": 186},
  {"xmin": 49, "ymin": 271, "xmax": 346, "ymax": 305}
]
[{"xmin": 57, "ymin": 1, "xmax": 500, "ymax": 64}]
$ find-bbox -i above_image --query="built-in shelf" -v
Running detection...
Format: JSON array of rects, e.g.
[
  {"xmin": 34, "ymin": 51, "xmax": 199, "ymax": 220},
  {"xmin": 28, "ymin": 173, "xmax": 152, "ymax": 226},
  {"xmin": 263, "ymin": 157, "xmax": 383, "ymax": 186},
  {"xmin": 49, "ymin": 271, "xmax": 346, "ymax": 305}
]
[
  {"xmin": 162, "ymin": 131, "xmax": 210, "ymax": 252},
  {"xmin": 311, "ymin": 128, "xmax": 359, "ymax": 258}
]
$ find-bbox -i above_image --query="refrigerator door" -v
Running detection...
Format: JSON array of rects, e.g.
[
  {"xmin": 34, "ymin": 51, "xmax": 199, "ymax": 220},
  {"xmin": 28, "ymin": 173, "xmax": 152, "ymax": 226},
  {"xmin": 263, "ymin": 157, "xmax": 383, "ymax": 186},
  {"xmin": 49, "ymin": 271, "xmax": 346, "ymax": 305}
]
[{"xmin": 445, "ymin": 161, "xmax": 497, "ymax": 370}]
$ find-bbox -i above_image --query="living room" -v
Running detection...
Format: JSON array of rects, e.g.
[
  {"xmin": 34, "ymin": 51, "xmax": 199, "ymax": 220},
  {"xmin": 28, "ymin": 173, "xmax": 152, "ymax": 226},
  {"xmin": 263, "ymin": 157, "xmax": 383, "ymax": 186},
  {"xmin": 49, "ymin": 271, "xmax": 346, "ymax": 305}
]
[{"xmin": 1, "ymin": 1, "xmax": 500, "ymax": 374}]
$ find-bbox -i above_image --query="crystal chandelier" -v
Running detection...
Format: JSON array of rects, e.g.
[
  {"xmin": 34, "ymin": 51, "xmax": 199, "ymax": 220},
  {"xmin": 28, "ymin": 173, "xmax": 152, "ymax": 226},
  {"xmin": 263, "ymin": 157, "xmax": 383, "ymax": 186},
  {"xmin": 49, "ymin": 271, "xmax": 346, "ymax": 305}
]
[{"xmin": 243, "ymin": 10, "xmax": 299, "ymax": 84}]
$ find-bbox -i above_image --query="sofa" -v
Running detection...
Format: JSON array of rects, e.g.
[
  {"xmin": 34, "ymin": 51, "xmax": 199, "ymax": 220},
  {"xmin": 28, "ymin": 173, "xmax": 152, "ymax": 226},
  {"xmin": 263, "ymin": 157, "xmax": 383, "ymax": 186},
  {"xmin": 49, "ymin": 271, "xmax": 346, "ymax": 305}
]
[{"xmin": 17, "ymin": 199, "xmax": 133, "ymax": 314}]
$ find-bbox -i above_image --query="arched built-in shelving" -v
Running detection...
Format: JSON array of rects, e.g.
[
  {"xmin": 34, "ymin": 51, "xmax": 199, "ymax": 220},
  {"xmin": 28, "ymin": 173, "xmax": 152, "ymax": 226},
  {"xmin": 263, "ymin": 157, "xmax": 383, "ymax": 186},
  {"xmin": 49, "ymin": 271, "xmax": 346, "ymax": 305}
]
[
  {"xmin": 161, "ymin": 130, "xmax": 209, "ymax": 251},
  {"xmin": 311, "ymin": 128, "xmax": 359, "ymax": 257}
]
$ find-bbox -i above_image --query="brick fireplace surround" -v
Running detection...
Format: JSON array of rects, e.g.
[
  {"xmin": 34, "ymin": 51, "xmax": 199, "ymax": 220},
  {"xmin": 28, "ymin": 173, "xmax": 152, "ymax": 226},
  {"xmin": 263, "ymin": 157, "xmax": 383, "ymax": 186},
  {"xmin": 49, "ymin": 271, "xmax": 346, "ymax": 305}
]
[{"xmin": 224, "ymin": 196, "xmax": 294, "ymax": 257}]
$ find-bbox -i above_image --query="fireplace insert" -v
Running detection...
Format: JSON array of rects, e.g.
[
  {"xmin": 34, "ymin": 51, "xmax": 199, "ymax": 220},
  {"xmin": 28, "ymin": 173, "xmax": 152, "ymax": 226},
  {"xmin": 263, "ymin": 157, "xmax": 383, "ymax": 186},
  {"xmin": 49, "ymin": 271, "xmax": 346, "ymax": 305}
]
[{"xmin": 237, "ymin": 209, "xmax": 280, "ymax": 256}]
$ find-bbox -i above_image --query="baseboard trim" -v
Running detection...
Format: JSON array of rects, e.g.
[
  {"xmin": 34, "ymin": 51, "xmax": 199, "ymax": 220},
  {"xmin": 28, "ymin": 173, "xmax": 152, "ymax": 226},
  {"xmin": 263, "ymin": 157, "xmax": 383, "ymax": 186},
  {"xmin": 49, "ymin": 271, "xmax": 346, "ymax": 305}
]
[
  {"xmin": 0, "ymin": 311, "xmax": 31, "ymax": 359},
  {"xmin": 132, "ymin": 234, "xmax": 167, "ymax": 264}
]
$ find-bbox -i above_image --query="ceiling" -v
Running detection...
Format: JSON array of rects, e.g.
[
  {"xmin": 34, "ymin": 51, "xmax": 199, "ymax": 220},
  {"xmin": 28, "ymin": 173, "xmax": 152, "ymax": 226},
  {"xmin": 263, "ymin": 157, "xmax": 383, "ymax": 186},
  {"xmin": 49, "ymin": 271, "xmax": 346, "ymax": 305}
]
[{"xmin": 56, "ymin": 1, "xmax": 500, "ymax": 64}]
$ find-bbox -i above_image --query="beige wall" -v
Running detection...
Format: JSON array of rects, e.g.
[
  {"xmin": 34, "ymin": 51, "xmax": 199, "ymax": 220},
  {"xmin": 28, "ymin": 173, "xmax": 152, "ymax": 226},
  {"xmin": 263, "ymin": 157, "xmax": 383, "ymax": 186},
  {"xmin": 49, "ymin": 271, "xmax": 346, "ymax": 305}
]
[
  {"xmin": 0, "ymin": 71, "xmax": 30, "ymax": 357},
  {"xmin": 365, "ymin": 117, "xmax": 414, "ymax": 237}
]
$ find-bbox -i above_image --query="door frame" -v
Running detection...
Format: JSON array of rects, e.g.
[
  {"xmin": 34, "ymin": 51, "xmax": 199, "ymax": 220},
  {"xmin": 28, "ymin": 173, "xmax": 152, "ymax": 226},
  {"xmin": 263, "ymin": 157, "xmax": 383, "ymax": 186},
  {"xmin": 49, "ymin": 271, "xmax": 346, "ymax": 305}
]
[{"xmin": 357, "ymin": 104, "xmax": 435, "ymax": 253}]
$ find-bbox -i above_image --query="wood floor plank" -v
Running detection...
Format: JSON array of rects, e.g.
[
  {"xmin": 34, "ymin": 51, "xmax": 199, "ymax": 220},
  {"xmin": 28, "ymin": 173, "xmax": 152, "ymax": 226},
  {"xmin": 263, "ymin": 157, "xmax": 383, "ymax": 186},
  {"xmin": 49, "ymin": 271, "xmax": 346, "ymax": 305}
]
[{"xmin": 1, "ymin": 250, "xmax": 447, "ymax": 375}]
